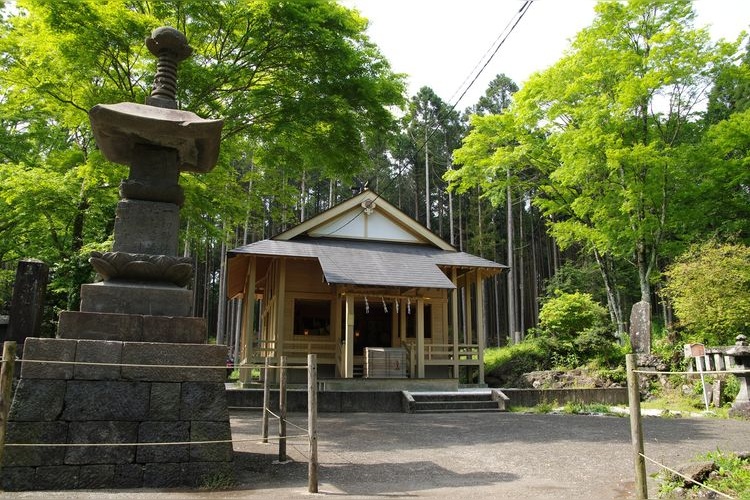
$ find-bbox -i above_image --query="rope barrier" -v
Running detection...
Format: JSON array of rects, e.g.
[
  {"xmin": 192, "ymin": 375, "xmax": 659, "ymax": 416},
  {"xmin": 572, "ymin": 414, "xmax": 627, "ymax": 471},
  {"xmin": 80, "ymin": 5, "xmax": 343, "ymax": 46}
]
[
  {"xmin": 14, "ymin": 359, "xmax": 312, "ymax": 370},
  {"xmin": 640, "ymin": 453, "xmax": 735, "ymax": 499},
  {"xmin": 4, "ymin": 434, "xmax": 309, "ymax": 448},
  {"xmin": 634, "ymin": 368, "xmax": 750, "ymax": 375}
]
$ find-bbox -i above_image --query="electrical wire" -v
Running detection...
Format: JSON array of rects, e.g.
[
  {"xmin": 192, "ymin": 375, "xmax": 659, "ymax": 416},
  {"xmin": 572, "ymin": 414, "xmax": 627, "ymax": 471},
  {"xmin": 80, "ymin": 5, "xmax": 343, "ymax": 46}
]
[{"xmin": 323, "ymin": 1, "xmax": 533, "ymax": 237}]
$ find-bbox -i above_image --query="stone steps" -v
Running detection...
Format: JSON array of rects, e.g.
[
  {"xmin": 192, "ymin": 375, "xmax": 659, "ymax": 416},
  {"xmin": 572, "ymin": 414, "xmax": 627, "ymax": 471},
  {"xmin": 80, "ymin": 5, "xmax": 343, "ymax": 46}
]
[{"xmin": 403, "ymin": 390, "xmax": 509, "ymax": 413}]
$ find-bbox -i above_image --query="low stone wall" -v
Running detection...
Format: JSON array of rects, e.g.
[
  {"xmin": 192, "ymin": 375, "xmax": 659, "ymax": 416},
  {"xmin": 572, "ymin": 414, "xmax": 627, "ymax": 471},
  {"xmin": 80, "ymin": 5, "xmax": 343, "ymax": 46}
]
[
  {"xmin": 227, "ymin": 387, "xmax": 628, "ymax": 413},
  {"xmin": 228, "ymin": 388, "xmax": 404, "ymax": 413},
  {"xmin": 500, "ymin": 388, "xmax": 628, "ymax": 408}
]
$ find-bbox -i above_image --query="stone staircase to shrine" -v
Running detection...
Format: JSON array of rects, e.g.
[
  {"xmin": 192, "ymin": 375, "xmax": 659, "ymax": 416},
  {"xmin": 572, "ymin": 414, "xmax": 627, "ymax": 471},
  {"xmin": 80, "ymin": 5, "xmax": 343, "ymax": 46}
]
[{"xmin": 402, "ymin": 390, "xmax": 509, "ymax": 413}]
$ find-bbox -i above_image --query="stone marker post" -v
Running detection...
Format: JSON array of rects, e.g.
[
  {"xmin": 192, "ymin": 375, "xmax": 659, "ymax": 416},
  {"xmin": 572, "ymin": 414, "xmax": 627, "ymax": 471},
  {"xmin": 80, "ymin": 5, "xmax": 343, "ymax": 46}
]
[
  {"xmin": 629, "ymin": 301, "xmax": 651, "ymax": 354},
  {"xmin": 7, "ymin": 259, "xmax": 48, "ymax": 345}
]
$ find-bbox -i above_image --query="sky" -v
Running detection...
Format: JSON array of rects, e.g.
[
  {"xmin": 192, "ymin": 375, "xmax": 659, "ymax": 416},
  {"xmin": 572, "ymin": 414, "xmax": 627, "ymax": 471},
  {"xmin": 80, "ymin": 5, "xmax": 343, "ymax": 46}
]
[{"xmin": 342, "ymin": 0, "xmax": 750, "ymax": 110}]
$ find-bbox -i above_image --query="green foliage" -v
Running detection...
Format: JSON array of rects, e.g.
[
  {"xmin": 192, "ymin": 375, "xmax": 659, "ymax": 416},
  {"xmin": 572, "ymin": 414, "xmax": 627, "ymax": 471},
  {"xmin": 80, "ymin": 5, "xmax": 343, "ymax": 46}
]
[
  {"xmin": 662, "ymin": 241, "xmax": 750, "ymax": 345},
  {"xmin": 0, "ymin": 268, "xmax": 12, "ymax": 314},
  {"xmin": 658, "ymin": 451, "xmax": 750, "ymax": 499},
  {"xmin": 537, "ymin": 292, "xmax": 609, "ymax": 342},
  {"xmin": 484, "ymin": 340, "xmax": 549, "ymax": 374},
  {"xmin": 562, "ymin": 401, "xmax": 615, "ymax": 416}
]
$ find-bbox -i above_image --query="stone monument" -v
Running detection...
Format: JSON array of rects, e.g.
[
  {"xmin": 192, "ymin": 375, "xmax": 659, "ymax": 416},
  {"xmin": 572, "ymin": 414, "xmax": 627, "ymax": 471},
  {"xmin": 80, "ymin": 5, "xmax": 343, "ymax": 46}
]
[
  {"xmin": 2, "ymin": 27, "xmax": 234, "ymax": 490},
  {"xmin": 629, "ymin": 300, "xmax": 651, "ymax": 354}
]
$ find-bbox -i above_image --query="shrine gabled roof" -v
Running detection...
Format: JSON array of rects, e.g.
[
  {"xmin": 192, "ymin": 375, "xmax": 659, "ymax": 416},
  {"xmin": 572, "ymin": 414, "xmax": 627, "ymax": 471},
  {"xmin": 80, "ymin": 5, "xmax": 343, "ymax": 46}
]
[{"xmin": 229, "ymin": 237, "xmax": 506, "ymax": 290}]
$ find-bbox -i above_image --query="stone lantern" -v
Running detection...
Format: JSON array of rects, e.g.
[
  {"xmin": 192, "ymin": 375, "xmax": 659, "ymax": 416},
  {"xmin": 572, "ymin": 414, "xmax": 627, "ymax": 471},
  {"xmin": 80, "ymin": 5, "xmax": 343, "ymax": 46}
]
[{"xmin": 727, "ymin": 334, "xmax": 750, "ymax": 418}]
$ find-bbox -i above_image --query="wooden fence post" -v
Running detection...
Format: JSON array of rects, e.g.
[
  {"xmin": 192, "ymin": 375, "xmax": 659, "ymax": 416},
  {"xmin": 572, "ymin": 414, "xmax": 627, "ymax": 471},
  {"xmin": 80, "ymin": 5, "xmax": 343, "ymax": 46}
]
[
  {"xmin": 0, "ymin": 341, "xmax": 17, "ymax": 470},
  {"xmin": 261, "ymin": 357, "xmax": 270, "ymax": 444},
  {"xmin": 278, "ymin": 355, "xmax": 287, "ymax": 462},
  {"xmin": 308, "ymin": 354, "xmax": 318, "ymax": 493},
  {"xmin": 626, "ymin": 354, "xmax": 648, "ymax": 499}
]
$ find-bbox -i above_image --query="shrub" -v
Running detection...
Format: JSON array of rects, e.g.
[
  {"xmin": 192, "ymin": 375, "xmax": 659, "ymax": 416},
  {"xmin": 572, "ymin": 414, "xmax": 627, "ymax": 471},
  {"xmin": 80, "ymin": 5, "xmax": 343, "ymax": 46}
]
[
  {"xmin": 538, "ymin": 292, "xmax": 609, "ymax": 342},
  {"xmin": 662, "ymin": 241, "xmax": 750, "ymax": 346}
]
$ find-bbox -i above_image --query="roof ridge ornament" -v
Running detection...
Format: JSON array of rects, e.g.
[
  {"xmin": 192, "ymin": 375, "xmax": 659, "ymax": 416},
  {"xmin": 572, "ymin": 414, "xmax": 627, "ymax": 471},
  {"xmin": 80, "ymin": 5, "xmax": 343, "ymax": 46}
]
[{"xmin": 361, "ymin": 198, "xmax": 376, "ymax": 215}]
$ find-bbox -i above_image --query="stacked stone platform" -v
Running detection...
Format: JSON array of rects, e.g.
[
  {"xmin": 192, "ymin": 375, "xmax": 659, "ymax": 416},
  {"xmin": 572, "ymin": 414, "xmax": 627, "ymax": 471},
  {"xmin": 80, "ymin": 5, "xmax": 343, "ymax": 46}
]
[{"xmin": 2, "ymin": 337, "xmax": 233, "ymax": 490}]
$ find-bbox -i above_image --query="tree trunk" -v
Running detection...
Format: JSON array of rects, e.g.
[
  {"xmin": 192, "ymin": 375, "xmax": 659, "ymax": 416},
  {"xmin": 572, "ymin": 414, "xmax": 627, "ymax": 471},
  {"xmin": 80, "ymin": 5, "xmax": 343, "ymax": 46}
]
[{"xmin": 594, "ymin": 248, "xmax": 625, "ymax": 336}]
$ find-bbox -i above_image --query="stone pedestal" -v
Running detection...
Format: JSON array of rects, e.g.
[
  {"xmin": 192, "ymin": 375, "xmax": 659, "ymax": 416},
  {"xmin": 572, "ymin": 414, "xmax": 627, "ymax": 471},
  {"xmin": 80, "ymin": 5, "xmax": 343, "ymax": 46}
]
[
  {"xmin": 80, "ymin": 281, "xmax": 193, "ymax": 317},
  {"xmin": 727, "ymin": 336, "xmax": 750, "ymax": 419},
  {"xmin": 2, "ymin": 338, "xmax": 233, "ymax": 490}
]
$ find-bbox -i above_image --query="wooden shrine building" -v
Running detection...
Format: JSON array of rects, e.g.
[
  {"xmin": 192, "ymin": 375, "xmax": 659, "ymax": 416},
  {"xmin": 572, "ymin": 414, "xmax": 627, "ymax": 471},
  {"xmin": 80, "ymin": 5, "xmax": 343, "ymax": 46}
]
[{"xmin": 226, "ymin": 190, "xmax": 506, "ymax": 386}]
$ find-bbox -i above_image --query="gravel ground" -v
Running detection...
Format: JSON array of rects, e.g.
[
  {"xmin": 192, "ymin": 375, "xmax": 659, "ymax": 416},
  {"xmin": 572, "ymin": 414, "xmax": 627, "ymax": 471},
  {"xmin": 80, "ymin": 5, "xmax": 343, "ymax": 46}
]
[{"xmin": 2, "ymin": 410, "xmax": 749, "ymax": 500}]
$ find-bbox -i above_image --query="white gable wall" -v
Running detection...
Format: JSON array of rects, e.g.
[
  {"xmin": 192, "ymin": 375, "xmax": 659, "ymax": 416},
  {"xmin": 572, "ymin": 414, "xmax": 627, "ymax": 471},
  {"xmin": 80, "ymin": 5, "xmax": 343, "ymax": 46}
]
[{"xmin": 309, "ymin": 207, "xmax": 423, "ymax": 244}]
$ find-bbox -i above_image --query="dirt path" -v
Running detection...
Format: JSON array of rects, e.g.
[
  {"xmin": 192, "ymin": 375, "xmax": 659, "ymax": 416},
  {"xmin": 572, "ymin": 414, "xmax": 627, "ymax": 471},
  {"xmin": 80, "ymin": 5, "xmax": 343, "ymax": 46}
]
[{"xmin": 2, "ymin": 411, "xmax": 749, "ymax": 499}]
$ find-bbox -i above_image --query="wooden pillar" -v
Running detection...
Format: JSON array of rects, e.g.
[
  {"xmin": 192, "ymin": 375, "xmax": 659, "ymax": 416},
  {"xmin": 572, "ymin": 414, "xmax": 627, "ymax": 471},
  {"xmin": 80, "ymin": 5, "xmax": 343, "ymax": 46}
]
[
  {"xmin": 276, "ymin": 260, "xmax": 287, "ymax": 360},
  {"xmin": 332, "ymin": 291, "xmax": 342, "ymax": 377},
  {"xmin": 399, "ymin": 299, "xmax": 407, "ymax": 346},
  {"xmin": 239, "ymin": 257, "xmax": 256, "ymax": 386},
  {"xmin": 391, "ymin": 300, "xmax": 399, "ymax": 347},
  {"xmin": 465, "ymin": 273, "xmax": 474, "ymax": 345},
  {"xmin": 475, "ymin": 270, "xmax": 486, "ymax": 386},
  {"xmin": 344, "ymin": 295, "xmax": 354, "ymax": 378},
  {"xmin": 451, "ymin": 268, "xmax": 459, "ymax": 379},
  {"xmin": 417, "ymin": 298, "xmax": 425, "ymax": 378}
]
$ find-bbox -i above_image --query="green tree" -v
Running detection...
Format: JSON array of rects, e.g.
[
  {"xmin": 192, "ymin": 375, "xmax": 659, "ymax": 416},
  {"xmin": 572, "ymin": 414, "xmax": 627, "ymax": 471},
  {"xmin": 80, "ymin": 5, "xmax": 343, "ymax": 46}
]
[
  {"xmin": 0, "ymin": 0, "xmax": 405, "ymax": 317},
  {"xmin": 662, "ymin": 242, "xmax": 750, "ymax": 345}
]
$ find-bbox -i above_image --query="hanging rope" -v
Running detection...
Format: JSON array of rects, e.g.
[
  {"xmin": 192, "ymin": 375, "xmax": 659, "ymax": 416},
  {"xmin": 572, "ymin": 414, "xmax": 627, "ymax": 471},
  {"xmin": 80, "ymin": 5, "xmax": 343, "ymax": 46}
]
[
  {"xmin": 407, "ymin": 298, "xmax": 411, "ymax": 315},
  {"xmin": 364, "ymin": 296, "xmax": 369, "ymax": 314},
  {"xmin": 382, "ymin": 297, "xmax": 388, "ymax": 313},
  {"xmin": 395, "ymin": 299, "xmax": 399, "ymax": 314}
]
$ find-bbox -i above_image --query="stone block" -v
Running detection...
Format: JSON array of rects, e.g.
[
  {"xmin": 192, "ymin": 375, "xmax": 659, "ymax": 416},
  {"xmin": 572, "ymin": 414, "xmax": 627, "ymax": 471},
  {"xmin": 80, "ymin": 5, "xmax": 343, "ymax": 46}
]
[
  {"xmin": 80, "ymin": 281, "xmax": 192, "ymax": 317},
  {"xmin": 143, "ymin": 462, "xmax": 186, "ymax": 488},
  {"xmin": 3, "ymin": 421, "xmax": 68, "ymax": 466},
  {"xmin": 137, "ymin": 421, "xmax": 189, "ymax": 463},
  {"xmin": 35, "ymin": 465, "xmax": 80, "ymax": 490},
  {"xmin": 113, "ymin": 463, "xmax": 144, "ymax": 488},
  {"xmin": 21, "ymin": 337, "xmax": 77, "ymax": 379},
  {"xmin": 65, "ymin": 421, "xmax": 138, "ymax": 465},
  {"xmin": 112, "ymin": 199, "xmax": 180, "ymax": 256},
  {"xmin": 8, "ymin": 379, "xmax": 66, "ymax": 421},
  {"xmin": 142, "ymin": 315, "xmax": 207, "ymax": 344},
  {"xmin": 189, "ymin": 421, "xmax": 233, "ymax": 462},
  {"xmin": 58, "ymin": 311, "xmax": 143, "ymax": 342},
  {"xmin": 62, "ymin": 381, "xmax": 150, "ymax": 421},
  {"xmin": 1, "ymin": 467, "xmax": 37, "ymax": 491},
  {"xmin": 74, "ymin": 339, "xmax": 122, "ymax": 380},
  {"xmin": 149, "ymin": 382, "xmax": 182, "ymax": 420},
  {"xmin": 121, "ymin": 343, "xmax": 226, "ymax": 382},
  {"xmin": 181, "ymin": 382, "xmax": 230, "ymax": 421},
  {"xmin": 78, "ymin": 464, "xmax": 115, "ymax": 489},
  {"xmin": 185, "ymin": 461, "xmax": 234, "ymax": 487}
]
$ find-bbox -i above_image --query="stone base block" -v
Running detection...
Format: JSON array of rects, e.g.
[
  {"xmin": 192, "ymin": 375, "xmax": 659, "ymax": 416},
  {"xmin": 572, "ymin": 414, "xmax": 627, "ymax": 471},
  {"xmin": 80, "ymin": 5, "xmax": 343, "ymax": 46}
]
[
  {"xmin": 80, "ymin": 281, "xmax": 192, "ymax": 317},
  {"xmin": 58, "ymin": 311, "xmax": 206, "ymax": 344}
]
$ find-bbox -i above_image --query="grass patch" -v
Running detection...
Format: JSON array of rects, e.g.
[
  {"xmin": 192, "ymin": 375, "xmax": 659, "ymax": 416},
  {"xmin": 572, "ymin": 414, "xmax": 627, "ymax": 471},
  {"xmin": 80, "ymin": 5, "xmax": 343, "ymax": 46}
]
[
  {"xmin": 657, "ymin": 450, "xmax": 750, "ymax": 499},
  {"xmin": 199, "ymin": 472, "xmax": 236, "ymax": 490},
  {"xmin": 562, "ymin": 401, "xmax": 619, "ymax": 416}
]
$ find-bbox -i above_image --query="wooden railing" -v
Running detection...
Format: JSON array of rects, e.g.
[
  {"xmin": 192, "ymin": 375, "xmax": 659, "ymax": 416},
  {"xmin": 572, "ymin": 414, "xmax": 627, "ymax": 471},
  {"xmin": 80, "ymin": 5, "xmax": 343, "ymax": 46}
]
[
  {"xmin": 404, "ymin": 342, "xmax": 480, "ymax": 365},
  {"xmin": 250, "ymin": 339, "xmax": 337, "ymax": 364}
]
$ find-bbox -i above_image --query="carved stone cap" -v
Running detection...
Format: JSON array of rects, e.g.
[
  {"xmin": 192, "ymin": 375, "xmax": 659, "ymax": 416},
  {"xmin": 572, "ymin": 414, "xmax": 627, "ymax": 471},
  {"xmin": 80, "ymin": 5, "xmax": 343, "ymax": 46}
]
[
  {"xmin": 90, "ymin": 251, "xmax": 193, "ymax": 287},
  {"xmin": 89, "ymin": 102, "xmax": 223, "ymax": 172}
]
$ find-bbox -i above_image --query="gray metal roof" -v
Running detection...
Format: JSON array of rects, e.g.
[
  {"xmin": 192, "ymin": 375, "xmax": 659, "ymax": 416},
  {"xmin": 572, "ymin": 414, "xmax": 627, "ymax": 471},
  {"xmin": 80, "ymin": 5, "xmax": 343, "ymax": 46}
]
[{"xmin": 229, "ymin": 237, "xmax": 506, "ymax": 289}]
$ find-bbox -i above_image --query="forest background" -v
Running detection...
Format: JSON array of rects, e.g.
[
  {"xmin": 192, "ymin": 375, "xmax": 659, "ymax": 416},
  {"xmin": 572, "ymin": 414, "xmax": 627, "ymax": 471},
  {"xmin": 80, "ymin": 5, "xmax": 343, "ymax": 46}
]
[{"xmin": 0, "ymin": 0, "xmax": 748, "ymax": 365}]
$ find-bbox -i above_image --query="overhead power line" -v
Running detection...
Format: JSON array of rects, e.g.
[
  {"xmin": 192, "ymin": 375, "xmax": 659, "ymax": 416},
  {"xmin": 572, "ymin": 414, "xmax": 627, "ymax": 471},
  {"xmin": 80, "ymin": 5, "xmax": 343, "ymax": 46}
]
[{"xmin": 324, "ymin": 1, "xmax": 534, "ymax": 237}]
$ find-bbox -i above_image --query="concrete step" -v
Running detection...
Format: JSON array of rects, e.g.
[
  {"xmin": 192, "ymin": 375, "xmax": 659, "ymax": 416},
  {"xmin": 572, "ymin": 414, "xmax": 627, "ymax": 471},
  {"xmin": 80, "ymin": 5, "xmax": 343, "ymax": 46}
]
[{"xmin": 403, "ymin": 390, "xmax": 509, "ymax": 413}]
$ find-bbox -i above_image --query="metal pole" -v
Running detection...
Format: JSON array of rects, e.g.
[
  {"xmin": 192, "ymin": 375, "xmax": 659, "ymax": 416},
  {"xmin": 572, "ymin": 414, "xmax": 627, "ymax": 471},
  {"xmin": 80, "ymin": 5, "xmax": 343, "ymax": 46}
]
[
  {"xmin": 261, "ymin": 357, "xmax": 270, "ymax": 444},
  {"xmin": 278, "ymin": 355, "xmax": 287, "ymax": 462},
  {"xmin": 626, "ymin": 354, "xmax": 648, "ymax": 499},
  {"xmin": 308, "ymin": 354, "xmax": 318, "ymax": 493},
  {"xmin": 0, "ymin": 341, "xmax": 18, "ymax": 470}
]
